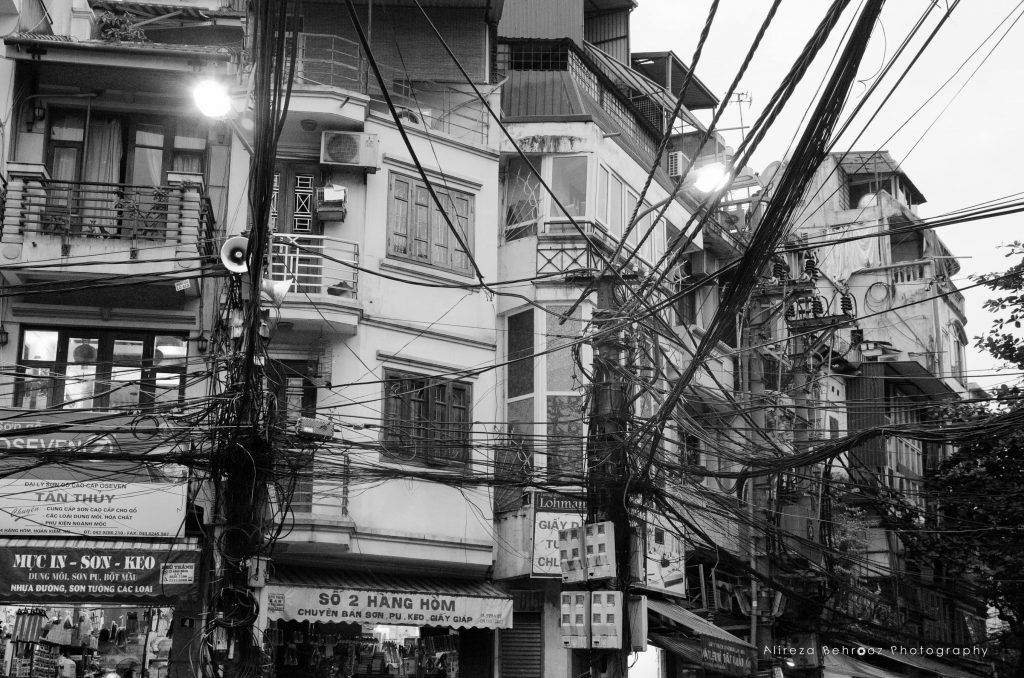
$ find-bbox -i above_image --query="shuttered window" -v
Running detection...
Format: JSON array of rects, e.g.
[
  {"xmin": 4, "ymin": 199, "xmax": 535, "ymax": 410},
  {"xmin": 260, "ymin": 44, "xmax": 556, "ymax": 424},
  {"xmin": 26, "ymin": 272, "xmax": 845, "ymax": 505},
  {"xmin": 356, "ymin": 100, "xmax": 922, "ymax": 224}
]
[
  {"xmin": 382, "ymin": 369, "xmax": 472, "ymax": 468},
  {"xmin": 387, "ymin": 172, "xmax": 474, "ymax": 275},
  {"xmin": 499, "ymin": 612, "xmax": 543, "ymax": 678}
]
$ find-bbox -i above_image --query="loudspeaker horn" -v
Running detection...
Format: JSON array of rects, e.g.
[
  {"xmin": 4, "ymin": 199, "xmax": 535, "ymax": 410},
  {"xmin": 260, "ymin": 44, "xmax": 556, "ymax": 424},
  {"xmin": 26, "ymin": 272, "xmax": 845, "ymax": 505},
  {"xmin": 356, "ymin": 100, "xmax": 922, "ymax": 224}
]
[
  {"xmin": 261, "ymin": 277, "xmax": 293, "ymax": 306},
  {"xmin": 220, "ymin": 236, "xmax": 249, "ymax": 274}
]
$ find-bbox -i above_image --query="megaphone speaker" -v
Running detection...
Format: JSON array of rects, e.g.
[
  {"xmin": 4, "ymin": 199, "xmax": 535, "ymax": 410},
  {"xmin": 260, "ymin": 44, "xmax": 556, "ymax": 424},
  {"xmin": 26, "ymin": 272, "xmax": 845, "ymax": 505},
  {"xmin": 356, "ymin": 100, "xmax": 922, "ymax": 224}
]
[
  {"xmin": 261, "ymin": 277, "xmax": 294, "ymax": 306},
  {"xmin": 220, "ymin": 236, "xmax": 250, "ymax": 274}
]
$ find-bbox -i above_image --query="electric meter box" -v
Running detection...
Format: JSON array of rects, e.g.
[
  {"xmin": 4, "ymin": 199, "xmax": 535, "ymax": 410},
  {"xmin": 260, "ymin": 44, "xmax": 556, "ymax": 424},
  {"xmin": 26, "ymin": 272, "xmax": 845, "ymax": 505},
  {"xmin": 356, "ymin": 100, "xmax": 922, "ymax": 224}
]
[
  {"xmin": 560, "ymin": 592, "xmax": 591, "ymax": 649},
  {"xmin": 590, "ymin": 591, "xmax": 622, "ymax": 649},
  {"xmin": 558, "ymin": 526, "xmax": 587, "ymax": 583},
  {"xmin": 586, "ymin": 521, "xmax": 616, "ymax": 580},
  {"xmin": 628, "ymin": 595, "xmax": 648, "ymax": 652}
]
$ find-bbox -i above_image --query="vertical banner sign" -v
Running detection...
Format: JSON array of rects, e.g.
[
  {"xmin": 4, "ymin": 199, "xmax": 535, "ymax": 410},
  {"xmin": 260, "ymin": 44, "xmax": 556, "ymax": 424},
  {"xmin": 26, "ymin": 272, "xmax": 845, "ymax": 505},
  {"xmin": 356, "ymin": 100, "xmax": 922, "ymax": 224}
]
[{"xmin": 531, "ymin": 493, "xmax": 586, "ymax": 576}]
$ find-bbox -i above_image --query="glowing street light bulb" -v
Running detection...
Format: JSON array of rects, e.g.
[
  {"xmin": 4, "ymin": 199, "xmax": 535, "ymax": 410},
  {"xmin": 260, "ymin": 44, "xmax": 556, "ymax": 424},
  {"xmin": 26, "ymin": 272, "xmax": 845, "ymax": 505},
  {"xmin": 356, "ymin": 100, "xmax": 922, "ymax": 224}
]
[
  {"xmin": 193, "ymin": 79, "xmax": 231, "ymax": 118},
  {"xmin": 693, "ymin": 162, "xmax": 730, "ymax": 193}
]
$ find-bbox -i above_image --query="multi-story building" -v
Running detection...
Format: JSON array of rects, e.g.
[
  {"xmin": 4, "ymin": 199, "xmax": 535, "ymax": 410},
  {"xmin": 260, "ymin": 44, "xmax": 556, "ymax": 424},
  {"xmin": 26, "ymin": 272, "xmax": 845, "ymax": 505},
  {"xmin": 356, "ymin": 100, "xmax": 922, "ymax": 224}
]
[
  {"xmin": 772, "ymin": 151, "xmax": 989, "ymax": 678},
  {"xmin": 0, "ymin": 1, "xmax": 238, "ymax": 676}
]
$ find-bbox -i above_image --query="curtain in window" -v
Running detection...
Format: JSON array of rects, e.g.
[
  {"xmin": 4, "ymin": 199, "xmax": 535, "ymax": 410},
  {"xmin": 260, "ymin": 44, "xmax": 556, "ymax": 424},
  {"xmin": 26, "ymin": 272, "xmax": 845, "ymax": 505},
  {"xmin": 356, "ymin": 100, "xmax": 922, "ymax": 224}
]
[{"xmin": 82, "ymin": 116, "xmax": 123, "ymax": 235}]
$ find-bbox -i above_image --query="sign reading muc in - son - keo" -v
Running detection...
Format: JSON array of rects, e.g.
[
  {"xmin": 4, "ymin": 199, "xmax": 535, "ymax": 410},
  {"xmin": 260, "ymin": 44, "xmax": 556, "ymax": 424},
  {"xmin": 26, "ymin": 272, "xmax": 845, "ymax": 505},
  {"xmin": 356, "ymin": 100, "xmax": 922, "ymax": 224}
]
[
  {"xmin": 0, "ymin": 546, "xmax": 200, "ymax": 602},
  {"xmin": 265, "ymin": 586, "xmax": 513, "ymax": 630}
]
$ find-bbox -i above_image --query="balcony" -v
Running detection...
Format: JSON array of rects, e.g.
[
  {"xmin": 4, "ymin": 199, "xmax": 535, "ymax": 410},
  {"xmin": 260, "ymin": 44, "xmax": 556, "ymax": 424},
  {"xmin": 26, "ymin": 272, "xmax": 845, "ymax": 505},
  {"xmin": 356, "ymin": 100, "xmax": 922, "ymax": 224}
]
[
  {"xmin": 0, "ymin": 166, "xmax": 214, "ymax": 287},
  {"xmin": 266, "ymin": 233, "xmax": 361, "ymax": 334},
  {"xmin": 284, "ymin": 33, "xmax": 492, "ymax": 145}
]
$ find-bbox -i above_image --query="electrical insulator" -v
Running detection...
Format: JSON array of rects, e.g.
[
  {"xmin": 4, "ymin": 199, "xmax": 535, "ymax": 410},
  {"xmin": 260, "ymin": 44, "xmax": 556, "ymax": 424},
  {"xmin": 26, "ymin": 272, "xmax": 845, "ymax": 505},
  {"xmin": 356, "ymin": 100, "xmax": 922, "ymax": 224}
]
[
  {"xmin": 773, "ymin": 261, "xmax": 789, "ymax": 280},
  {"xmin": 785, "ymin": 304, "xmax": 796, "ymax": 321},
  {"xmin": 804, "ymin": 256, "xmax": 818, "ymax": 279},
  {"xmin": 840, "ymin": 292, "xmax": 854, "ymax": 315},
  {"xmin": 811, "ymin": 296, "xmax": 824, "ymax": 316}
]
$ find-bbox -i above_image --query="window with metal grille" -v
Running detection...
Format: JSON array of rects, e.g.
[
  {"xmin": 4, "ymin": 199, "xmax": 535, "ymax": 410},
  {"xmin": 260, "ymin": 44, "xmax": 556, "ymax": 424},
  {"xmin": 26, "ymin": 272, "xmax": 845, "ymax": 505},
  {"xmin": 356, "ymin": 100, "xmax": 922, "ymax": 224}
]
[{"xmin": 382, "ymin": 369, "xmax": 472, "ymax": 468}]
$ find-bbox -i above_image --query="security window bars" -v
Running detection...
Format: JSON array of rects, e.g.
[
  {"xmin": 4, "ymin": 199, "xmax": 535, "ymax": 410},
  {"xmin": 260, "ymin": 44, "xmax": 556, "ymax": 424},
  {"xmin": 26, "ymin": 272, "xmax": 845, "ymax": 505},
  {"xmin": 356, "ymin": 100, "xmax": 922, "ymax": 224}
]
[{"xmin": 382, "ymin": 369, "xmax": 471, "ymax": 468}]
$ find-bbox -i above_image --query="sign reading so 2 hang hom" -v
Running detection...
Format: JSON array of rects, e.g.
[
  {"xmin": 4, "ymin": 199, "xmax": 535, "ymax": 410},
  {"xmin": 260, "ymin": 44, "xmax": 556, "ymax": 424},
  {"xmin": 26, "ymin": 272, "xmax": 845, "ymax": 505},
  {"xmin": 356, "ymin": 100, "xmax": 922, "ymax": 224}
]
[
  {"xmin": 0, "ymin": 411, "xmax": 187, "ymax": 538},
  {"xmin": 532, "ymin": 493, "xmax": 586, "ymax": 576}
]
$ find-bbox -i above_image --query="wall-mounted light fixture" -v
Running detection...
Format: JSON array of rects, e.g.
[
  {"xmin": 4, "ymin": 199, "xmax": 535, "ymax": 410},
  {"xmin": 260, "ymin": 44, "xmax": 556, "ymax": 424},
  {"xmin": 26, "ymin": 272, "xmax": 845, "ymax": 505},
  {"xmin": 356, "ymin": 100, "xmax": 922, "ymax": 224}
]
[
  {"xmin": 195, "ymin": 333, "xmax": 208, "ymax": 354},
  {"xmin": 0, "ymin": 325, "xmax": 9, "ymax": 347},
  {"xmin": 26, "ymin": 105, "xmax": 45, "ymax": 132}
]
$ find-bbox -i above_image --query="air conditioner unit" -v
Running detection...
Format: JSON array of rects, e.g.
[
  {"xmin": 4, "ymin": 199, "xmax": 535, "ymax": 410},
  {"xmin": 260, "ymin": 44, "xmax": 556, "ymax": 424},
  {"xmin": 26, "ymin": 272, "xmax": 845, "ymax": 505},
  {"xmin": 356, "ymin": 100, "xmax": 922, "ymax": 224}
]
[
  {"xmin": 320, "ymin": 132, "xmax": 380, "ymax": 172},
  {"xmin": 667, "ymin": 151, "xmax": 690, "ymax": 179}
]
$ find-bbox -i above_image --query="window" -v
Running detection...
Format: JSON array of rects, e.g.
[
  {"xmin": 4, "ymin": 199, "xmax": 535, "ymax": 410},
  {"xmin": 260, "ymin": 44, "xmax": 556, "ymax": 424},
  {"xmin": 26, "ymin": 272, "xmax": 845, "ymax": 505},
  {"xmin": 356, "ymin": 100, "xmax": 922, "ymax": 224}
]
[
  {"xmin": 549, "ymin": 156, "xmax": 588, "ymax": 217},
  {"xmin": 507, "ymin": 310, "xmax": 535, "ymax": 398},
  {"xmin": 268, "ymin": 359, "xmax": 317, "ymax": 513},
  {"xmin": 47, "ymin": 108, "xmax": 207, "ymax": 186},
  {"xmin": 382, "ymin": 369, "xmax": 472, "ymax": 467},
  {"xmin": 271, "ymin": 164, "xmax": 321, "ymax": 234},
  {"xmin": 387, "ymin": 173, "xmax": 474, "ymax": 275},
  {"xmin": 503, "ymin": 156, "xmax": 542, "ymax": 241},
  {"xmin": 16, "ymin": 329, "xmax": 187, "ymax": 410}
]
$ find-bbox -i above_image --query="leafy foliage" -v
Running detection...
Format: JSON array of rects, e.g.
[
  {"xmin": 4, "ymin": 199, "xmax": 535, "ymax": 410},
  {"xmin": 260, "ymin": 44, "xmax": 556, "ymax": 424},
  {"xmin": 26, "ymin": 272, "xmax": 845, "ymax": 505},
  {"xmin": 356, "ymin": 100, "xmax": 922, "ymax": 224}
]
[
  {"xmin": 974, "ymin": 241, "xmax": 1024, "ymax": 369},
  {"xmin": 98, "ymin": 12, "xmax": 148, "ymax": 43}
]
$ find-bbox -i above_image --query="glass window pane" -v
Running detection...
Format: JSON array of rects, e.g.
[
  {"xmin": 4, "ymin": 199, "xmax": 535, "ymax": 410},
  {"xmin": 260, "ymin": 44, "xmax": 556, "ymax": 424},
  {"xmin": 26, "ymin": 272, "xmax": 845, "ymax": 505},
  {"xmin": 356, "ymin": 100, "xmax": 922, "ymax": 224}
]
[
  {"xmin": 132, "ymin": 148, "xmax": 163, "ymax": 187},
  {"xmin": 51, "ymin": 148, "xmax": 80, "ymax": 183},
  {"xmin": 626, "ymin": 192, "xmax": 638, "ymax": 247},
  {"xmin": 63, "ymin": 338, "xmax": 98, "ymax": 409},
  {"xmin": 113, "ymin": 339, "xmax": 145, "ymax": 364},
  {"xmin": 549, "ymin": 156, "xmax": 588, "ymax": 217},
  {"xmin": 107, "ymin": 366, "xmax": 142, "ymax": 409},
  {"xmin": 609, "ymin": 177, "xmax": 623, "ymax": 236},
  {"xmin": 135, "ymin": 124, "xmax": 164, "ymax": 147},
  {"xmin": 503, "ymin": 156, "xmax": 542, "ymax": 240},
  {"xmin": 22, "ymin": 330, "xmax": 59, "ymax": 362},
  {"xmin": 173, "ymin": 120, "xmax": 206, "ymax": 150},
  {"xmin": 155, "ymin": 336, "xmax": 187, "ymax": 368},
  {"xmin": 507, "ymin": 310, "xmax": 535, "ymax": 398},
  {"xmin": 50, "ymin": 111, "xmax": 85, "ymax": 142},
  {"xmin": 598, "ymin": 166, "xmax": 609, "ymax": 225}
]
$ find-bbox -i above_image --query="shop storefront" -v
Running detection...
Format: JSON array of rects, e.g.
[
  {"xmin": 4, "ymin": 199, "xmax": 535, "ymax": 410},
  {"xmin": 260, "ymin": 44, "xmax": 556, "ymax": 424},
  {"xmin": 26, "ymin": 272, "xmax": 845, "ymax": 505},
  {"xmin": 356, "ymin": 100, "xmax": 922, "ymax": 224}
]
[
  {"xmin": 646, "ymin": 598, "xmax": 757, "ymax": 678},
  {"xmin": 0, "ymin": 540, "xmax": 202, "ymax": 678},
  {"xmin": 260, "ymin": 567, "xmax": 513, "ymax": 678},
  {"xmin": 0, "ymin": 410, "xmax": 201, "ymax": 678}
]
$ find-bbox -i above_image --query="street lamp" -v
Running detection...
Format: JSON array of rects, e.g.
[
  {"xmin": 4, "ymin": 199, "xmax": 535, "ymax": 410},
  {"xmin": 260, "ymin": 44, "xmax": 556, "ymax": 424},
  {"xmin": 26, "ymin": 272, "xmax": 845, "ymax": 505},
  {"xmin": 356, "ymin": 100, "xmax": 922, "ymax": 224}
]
[
  {"xmin": 192, "ymin": 79, "xmax": 232, "ymax": 118},
  {"xmin": 693, "ymin": 161, "xmax": 731, "ymax": 194}
]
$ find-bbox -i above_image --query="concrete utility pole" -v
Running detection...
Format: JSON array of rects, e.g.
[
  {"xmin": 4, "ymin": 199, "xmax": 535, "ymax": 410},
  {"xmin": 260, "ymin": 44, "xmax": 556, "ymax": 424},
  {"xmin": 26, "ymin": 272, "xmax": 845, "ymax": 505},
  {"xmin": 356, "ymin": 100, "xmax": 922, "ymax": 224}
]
[{"xmin": 583, "ymin": 277, "xmax": 633, "ymax": 678}]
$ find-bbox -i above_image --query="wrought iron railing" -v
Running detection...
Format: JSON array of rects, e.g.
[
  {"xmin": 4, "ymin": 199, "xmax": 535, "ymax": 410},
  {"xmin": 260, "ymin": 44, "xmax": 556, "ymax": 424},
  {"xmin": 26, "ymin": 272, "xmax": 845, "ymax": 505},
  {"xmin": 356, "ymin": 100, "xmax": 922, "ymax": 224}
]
[
  {"xmin": 267, "ymin": 233, "xmax": 359, "ymax": 299},
  {"xmin": 287, "ymin": 32, "xmax": 491, "ymax": 144},
  {"xmin": 7, "ymin": 177, "xmax": 213, "ymax": 252}
]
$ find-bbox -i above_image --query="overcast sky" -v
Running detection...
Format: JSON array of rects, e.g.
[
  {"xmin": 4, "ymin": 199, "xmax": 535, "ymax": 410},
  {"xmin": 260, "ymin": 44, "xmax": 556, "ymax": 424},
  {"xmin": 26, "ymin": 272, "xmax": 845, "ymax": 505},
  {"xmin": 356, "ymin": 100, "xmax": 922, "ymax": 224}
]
[{"xmin": 631, "ymin": 1, "xmax": 1024, "ymax": 390}]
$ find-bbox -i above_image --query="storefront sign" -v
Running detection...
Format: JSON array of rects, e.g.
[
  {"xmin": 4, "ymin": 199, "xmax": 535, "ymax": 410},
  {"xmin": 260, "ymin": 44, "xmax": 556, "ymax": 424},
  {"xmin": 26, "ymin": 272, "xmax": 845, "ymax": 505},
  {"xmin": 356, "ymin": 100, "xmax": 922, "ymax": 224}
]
[
  {"xmin": 265, "ymin": 586, "xmax": 513, "ymax": 629},
  {"xmin": 701, "ymin": 636, "xmax": 756, "ymax": 677},
  {"xmin": 0, "ymin": 411, "xmax": 176, "ymax": 455},
  {"xmin": 531, "ymin": 493, "xmax": 586, "ymax": 576},
  {"xmin": 0, "ymin": 479, "xmax": 187, "ymax": 537},
  {"xmin": 0, "ymin": 546, "xmax": 200, "ymax": 601}
]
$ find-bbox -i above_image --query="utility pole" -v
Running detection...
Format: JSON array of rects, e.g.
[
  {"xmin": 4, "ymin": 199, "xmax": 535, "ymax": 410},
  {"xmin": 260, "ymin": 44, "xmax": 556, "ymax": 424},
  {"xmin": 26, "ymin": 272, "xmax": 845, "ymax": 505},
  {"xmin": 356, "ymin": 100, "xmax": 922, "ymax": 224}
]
[{"xmin": 582, "ymin": 277, "xmax": 633, "ymax": 678}]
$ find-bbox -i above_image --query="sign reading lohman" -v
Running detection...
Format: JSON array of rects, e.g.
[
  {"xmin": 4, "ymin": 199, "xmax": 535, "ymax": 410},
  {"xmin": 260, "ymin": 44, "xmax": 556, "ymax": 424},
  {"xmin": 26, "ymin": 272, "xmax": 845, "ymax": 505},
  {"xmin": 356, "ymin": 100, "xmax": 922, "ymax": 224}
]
[
  {"xmin": 266, "ymin": 586, "xmax": 512, "ymax": 629},
  {"xmin": 0, "ymin": 411, "xmax": 188, "ymax": 537},
  {"xmin": 532, "ymin": 493, "xmax": 586, "ymax": 576},
  {"xmin": 0, "ymin": 547, "xmax": 200, "ymax": 602}
]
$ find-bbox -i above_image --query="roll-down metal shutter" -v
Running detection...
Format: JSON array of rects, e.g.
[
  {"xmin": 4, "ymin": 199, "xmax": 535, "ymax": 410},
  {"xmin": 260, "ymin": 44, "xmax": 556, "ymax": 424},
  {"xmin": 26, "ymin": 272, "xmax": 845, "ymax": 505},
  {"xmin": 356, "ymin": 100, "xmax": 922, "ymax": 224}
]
[{"xmin": 499, "ymin": 612, "xmax": 543, "ymax": 678}]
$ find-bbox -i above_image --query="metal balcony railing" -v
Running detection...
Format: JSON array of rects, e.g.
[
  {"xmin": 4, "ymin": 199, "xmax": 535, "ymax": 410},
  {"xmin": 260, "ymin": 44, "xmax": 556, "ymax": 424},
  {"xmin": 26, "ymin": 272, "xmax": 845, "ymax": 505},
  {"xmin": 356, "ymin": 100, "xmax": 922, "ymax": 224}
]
[
  {"xmin": 267, "ymin": 233, "xmax": 359, "ymax": 299},
  {"xmin": 287, "ymin": 33, "xmax": 491, "ymax": 144},
  {"xmin": 6, "ymin": 176, "xmax": 214, "ymax": 255}
]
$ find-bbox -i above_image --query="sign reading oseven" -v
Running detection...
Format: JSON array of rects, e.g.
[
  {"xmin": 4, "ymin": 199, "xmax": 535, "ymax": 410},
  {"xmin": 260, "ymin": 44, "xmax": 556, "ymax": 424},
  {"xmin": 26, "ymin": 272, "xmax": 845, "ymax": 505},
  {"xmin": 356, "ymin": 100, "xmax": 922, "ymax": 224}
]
[{"xmin": 0, "ymin": 479, "xmax": 187, "ymax": 537}]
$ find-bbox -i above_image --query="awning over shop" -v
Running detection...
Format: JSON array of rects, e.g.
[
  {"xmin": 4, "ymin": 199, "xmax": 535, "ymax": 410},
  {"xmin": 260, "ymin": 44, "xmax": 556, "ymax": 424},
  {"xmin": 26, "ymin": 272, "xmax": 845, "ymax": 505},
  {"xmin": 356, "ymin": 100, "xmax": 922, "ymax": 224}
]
[
  {"xmin": 647, "ymin": 599, "xmax": 755, "ymax": 677},
  {"xmin": 266, "ymin": 567, "xmax": 512, "ymax": 630},
  {"xmin": 648, "ymin": 633, "xmax": 702, "ymax": 666},
  {"xmin": 823, "ymin": 652, "xmax": 897, "ymax": 678},
  {"xmin": 0, "ymin": 538, "xmax": 201, "ymax": 603},
  {"xmin": 854, "ymin": 645, "xmax": 986, "ymax": 678}
]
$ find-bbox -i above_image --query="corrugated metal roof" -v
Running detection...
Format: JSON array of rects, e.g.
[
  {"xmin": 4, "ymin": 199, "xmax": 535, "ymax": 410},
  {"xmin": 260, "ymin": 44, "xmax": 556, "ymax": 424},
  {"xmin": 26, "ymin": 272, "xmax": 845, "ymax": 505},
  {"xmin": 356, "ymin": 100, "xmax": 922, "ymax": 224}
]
[
  {"xmin": 834, "ymin": 150, "xmax": 926, "ymax": 205},
  {"xmin": 89, "ymin": 1, "xmax": 244, "ymax": 19},
  {"xmin": 648, "ymin": 633, "xmax": 702, "ymax": 665},
  {"xmin": 647, "ymin": 598, "xmax": 755, "ymax": 648},
  {"xmin": 4, "ymin": 33, "xmax": 233, "ymax": 61},
  {"xmin": 270, "ymin": 566, "xmax": 511, "ymax": 601}
]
